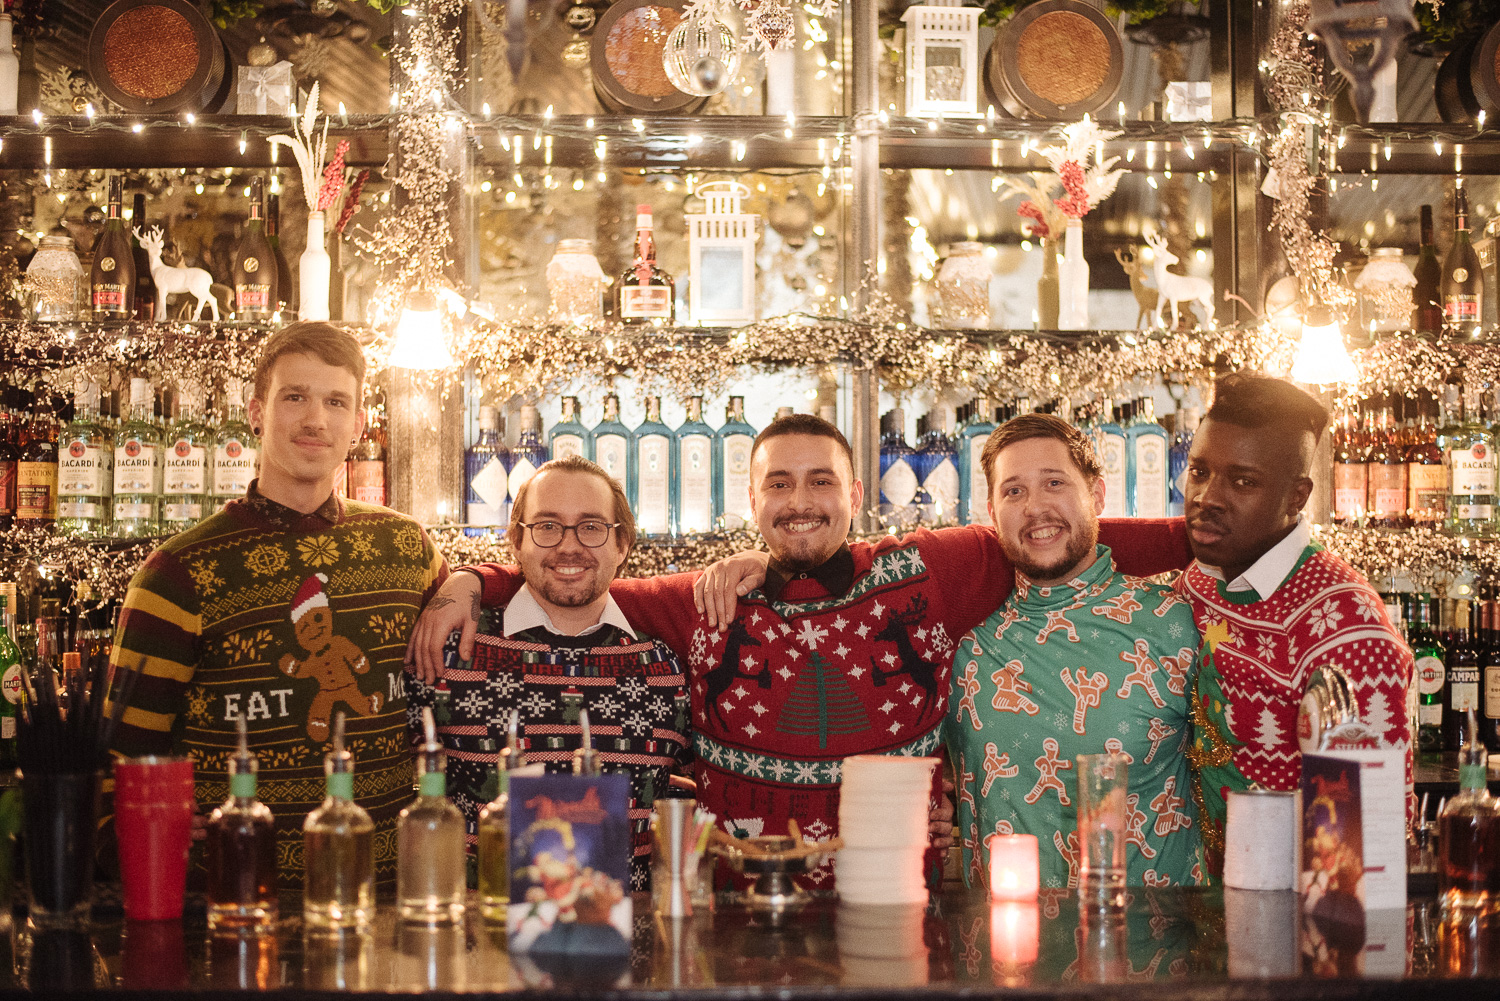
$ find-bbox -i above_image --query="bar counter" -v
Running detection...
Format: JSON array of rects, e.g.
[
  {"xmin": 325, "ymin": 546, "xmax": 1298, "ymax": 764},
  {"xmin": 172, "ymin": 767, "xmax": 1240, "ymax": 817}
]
[{"xmin": 2, "ymin": 886, "xmax": 1497, "ymax": 997}]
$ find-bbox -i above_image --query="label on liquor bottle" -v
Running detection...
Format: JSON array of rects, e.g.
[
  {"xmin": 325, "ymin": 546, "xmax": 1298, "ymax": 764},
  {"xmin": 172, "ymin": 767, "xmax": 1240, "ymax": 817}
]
[
  {"xmin": 214, "ymin": 441, "xmax": 257, "ymax": 496},
  {"xmin": 99, "ymin": 256, "xmax": 116, "ymax": 273},
  {"xmin": 1332, "ymin": 463, "xmax": 1367, "ymax": 521},
  {"xmin": 1450, "ymin": 445, "xmax": 1496, "ymax": 496},
  {"xmin": 967, "ymin": 436, "xmax": 991, "ymax": 526},
  {"xmin": 594, "ymin": 435, "xmax": 628, "ymax": 489},
  {"xmin": 551, "ymin": 434, "xmax": 585, "ymax": 461},
  {"xmin": 637, "ymin": 434, "xmax": 671, "ymax": 534},
  {"xmin": 620, "ymin": 285, "xmax": 672, "ymax": 318},
  {"xmin": 469, "ymin": 457, "xmax": 509, "ymax": 519},
  {"xmin": 114, "ymin": 439, "xmax": 159, "ymax": 494},
  {"xmin": 0, "ymin": 718, "xmax": 11, "ymax": 739},
  {"xmin": 1100, "ymin": 434, "xmax": 1127, "ymax": 518},
  {"xmin": 236, "ymin": 284, "xmax": 271, "ymax": 311},
  {"xmin": 1455, "ymin": 503, "xmax": 1495, "ymax": 520},
  {"xmin": 350, "ymin": 460, "xmax": 386, "ymax": 506},
  {"xmin": 880, "ymin": 457, "xmax": 918, "ymax": 508},
  {"xmin": 92, "ymin": 284, "xmax": 126, "ymax": 309},
  {"xmin": 1487, "ymin": 666, "xmax": 1500, "ymax": 719},
  {"xmin": 1416, "ymin": 654, "xmax": 1445, "ymax": 696},
  {"xmin": 163, "ymin": 502, "xmax": 203, "ymax": 523},
  {"xmin": 1418, "ymin": 702, "xmax": 1443, "ymax": 726},
  {"xmin": 57, "ymin": 500, "xmax": 100, "ymax": 519},
  {"xmin": 0, "ymin": 460, "xmax": 14, "ymax": 516},
  {"xmin": 678, "ymin": 433, "xmax": 713, "ymax": 534},
  {"xmin": 114, "ymin": 501, "xmax": 154, "ymax": 520},
  {"xmin": 16, "ymin": 462, "xmax": 56, "ymax": 521},
  {"xmin": 1368, "ymin": 462, "xmax": 1406, "ymax": 519},
  {"xmin": 1446, "ymin": 294, "xmax": 1480, "ymax": 322},
  {"xmin": 923, "ymin": 458, "xmax": 959, "ymax": 523},
  {"xmin": 508, "ymin": 456, "xmax": 539, "ymax": 503},
  {"xmin": 1450, "ymin": 667, "xmax": 1480, "ymax": 711},
  {"xmin": 2, "ymin": 664, "xmax": 22, "ymax": 705},
  {"xmin": 1133, "ymin": 435, "xmax": 1168, "ymax": 518},
  {"xmin": 1408, "ymin": 463, "xmax": 1448, "ymax": 522},
  {"xmin": 720, "ymin": 433, "xmax": 753, "ymax": 530},
  {"xmin": 164, "ymin": 440, "xmax": 207, "ymax": 493},
  {"xmin": 58, "ymin": 439, "xmax": 109, "ymax": 495}
]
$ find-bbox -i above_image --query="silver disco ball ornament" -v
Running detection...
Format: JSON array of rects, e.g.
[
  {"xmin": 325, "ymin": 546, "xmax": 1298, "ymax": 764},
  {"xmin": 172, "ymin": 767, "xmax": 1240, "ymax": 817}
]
[{"xmin": 663, "ymin": 13, "xmax": 740, "ymax": 96}]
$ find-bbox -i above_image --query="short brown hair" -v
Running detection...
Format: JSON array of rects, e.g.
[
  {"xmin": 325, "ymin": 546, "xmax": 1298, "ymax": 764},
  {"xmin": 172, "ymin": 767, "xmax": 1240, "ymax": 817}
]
[
  {"xmin": 251, "ymin": 322, "xmax": 368, "ymax": 402},
  {"xmin": 981, "ymin": 412, "xmax": 1103, "ymax": 496},
  {"xmin": 507, "ymin": 454, "xmax": 635, "ymax": 557},
  {"xmin": 750, "ymin": 413, "xmax": 854, "ymax": 473}
]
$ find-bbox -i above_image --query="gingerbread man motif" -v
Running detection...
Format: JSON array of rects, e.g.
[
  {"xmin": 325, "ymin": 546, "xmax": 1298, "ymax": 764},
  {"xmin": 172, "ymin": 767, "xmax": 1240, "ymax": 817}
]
[
  {"xmin": 959, "ymin": 916, "xmax": 984, "ymax": 976},
  {"xmin": 1149, "ymin": 775, "xmax": 1192, "ymax": 837},
  {"xmin": 1158, "ymin": 648, "xmax": 1192, "ymax": 696},
  {"xmin": 993, "ymin": 819, "xmax": 1014, "ymax": 836},
  {"xmin": 958, "ymin": 755, "xmax": 977, "ymax": 815},
  {"xmin": 1092, "ymin": 591, "xmax": 1143, "ymax": 625},
  {"xmin": 980, "ymin": 741, "xmax": 1019, "ymax": 794},
  {"xmin": 1052, "ymin": 828, "xmax": 1080, "ymax": 887},
  {"xmin": 1103, "ymin": 737, "xmax": 1134, "ymax": 763},
  {"xmin": 1153, "ymin": 591, "xmax": 1184, "ymax": 617},
  {"xmin": 1061, "ymin": 666, "xmax": 1109, "ymax": 734},
  {"xmin": 1025, "ymin": 737, "xmax": 1072, "ymax": 805},
  {"xmin": 278, "ymin": 573, "xmax": 383, "ymax": 743},
  {"xmin": 1117, "ymin": 639, "xmax": 1166, "ymax": 708},
  {"xmin": 1036, "ymin": 608, "xmax": 1080, "ymax": 645},
  {"xmin": 1124, "ymin": 792, "xmax": 1157, "ymax": 860},
  {"xmin": 956, "ymin": 659, "xmax": 983, "ymax": 730},
  {"xmin": 1144, "ymin": 717, "xmax": 1178, "ymax": 764},
  {"xmin": 992, "ymin": 605, "xmax": 1024, "ymax": 641},
  {"xmin": 990, "ymin": 659, "xmax": 1040, "ymax": 716},
  {"xmin": 967, "ymin": 823, "xmax": 985, "ymax": 885},
  {"xmin": 1126, "ymin": 946, "xmax": 1170, "ymax": 980}
]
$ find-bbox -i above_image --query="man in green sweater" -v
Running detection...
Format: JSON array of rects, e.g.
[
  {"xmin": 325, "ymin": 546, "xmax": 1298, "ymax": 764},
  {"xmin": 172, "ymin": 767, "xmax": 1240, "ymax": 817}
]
[{"xmin": 107, "ymin": 321, "xmax": 448, "ymax": 892}]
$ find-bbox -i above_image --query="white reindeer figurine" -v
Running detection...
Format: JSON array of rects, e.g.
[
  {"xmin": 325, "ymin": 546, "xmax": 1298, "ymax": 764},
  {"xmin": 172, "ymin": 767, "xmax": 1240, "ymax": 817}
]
[
  {"xmin": 133, "ymin": 226, "xmax": 219, "ymax": 322},
  {"xmin": 1144, "ymin": 231, "xmax": 1214, "ymax": 330}
]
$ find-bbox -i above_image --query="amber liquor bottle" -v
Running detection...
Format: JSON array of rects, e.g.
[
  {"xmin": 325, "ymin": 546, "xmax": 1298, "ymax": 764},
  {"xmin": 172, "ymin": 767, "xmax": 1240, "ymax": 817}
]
[
  {"xmin": 90, "ymin": 174, "xmax": 136, "ymax": 320},
  {"xmin": 615, "ymin": 204, "xmax": 674, "ymax": 324},
  {"xmin": 1439, "ymin": 709, "xmax": 1500, "ymax": 910},
  {"xmin": 206, "ymin": 718, "xmax": 278, "ymax": 929},
  {"xmin": 1366, "ymin": 394, "xmax": 1408, "ymax": 528},
  {"xmin": 1407, "ymin": 393, "xmax": 1447, "ymax": 527},
  {"xmin": 233, "ymin": 176, "xmax": 277, "ymax": 322},
  {"xmin": 1331, "ymin": 410, "xmax": 1367, "ymax": 527}
]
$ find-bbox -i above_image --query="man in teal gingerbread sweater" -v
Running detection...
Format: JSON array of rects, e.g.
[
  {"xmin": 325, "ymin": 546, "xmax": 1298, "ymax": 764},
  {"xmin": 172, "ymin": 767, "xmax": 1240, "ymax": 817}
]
[{"xmin": 945, "ymin": 413, "xmax": 1203, "ymax": 890}]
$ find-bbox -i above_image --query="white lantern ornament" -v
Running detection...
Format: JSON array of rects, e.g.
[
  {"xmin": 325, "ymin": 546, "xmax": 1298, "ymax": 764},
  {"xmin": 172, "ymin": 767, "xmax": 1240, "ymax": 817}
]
[
  {"xmin": 686, "ymin": 181, "xmax": 758, "ymax": 326},
  {"xmin": 901, "ymin": 0, "xmax": 981, "ymax": 119}
]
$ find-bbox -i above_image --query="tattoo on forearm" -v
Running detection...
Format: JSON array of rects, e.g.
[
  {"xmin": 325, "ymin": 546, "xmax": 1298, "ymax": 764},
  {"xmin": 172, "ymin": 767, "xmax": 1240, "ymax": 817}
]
[
  {"xmin": 469, "ymin": 591, "xmax": 480, "ymax": 621},
  {"xmin": 428, "ymin": 595, "xmax": 456, "ymax": 611}
]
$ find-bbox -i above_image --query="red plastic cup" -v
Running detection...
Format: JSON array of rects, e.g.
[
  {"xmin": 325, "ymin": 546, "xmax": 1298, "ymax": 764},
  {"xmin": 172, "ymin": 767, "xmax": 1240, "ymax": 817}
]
[{"xmin": 113, "ymin": 756, "xmax": 195, "ymax": 922}]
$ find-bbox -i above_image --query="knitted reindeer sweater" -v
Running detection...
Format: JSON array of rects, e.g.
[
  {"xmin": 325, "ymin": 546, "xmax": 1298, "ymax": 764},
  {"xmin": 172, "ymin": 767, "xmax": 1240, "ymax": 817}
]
[{"xmin": 469, "ymin": 521, "xmax": 1190, "ymax": 888}]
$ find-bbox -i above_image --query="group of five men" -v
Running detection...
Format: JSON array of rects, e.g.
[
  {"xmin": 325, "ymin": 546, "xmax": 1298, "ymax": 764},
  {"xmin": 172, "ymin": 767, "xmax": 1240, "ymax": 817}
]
[{"xmin": 108, "ymin": 321, "xmax": 1413, "ymax": 894}]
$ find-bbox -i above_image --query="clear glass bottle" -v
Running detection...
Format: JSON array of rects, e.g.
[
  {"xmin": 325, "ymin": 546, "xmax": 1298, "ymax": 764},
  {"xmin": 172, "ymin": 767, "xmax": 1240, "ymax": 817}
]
[
  {"xmin": 631, "ymin": 396, "xmax": 673, "ymax": 537},
  {"xmin": 25, "ymin": 230, "xmax": 84, "ymax": 322},
  {"xmin": 958, "ymin": 397, "xmax": 996, "ymax": 526},
  {"xmin": 397, "ymin": 708, "xmax": 466, "ymax": 925},
  {"xmin": 57, "ymin": 377, "xmax": 113, "ymax": 539},
  {"xmin": 1447, "ymin": 385, "xmax": 1497, "ymax": 537},
  {"xmin": 714, "ymin": 395, "xmax": 756, "ymax": 531},
  {"xmin": 477, "ymin": 714, "xmax": 525, "ymax": 926},
  {"xmin": 674, "ymin": 396, "xmax": 715, "ymax": 536},
  {"xmin": 592, "ymin": 393, "xmax": 631, "ymax": 492},
  {"xmin": 507, "ymin": 405, "xmax": 547, "ymax": 506},
  {"xmin": 1439, "ymin": 710, "xmax": 1500, "ymax": 910},
  {"xmin": 113, "ymin": 377, "xmax": 162, "ymax": 538},
  {"xmin": 549, "ymin": 396, "xmax": 589, "ymax": 461},
  {"xmin": 547, "ymin": 239, "xmax": 607, "ymax": 325},
  {"xmin": 304, "ymin": 713, "xmax": 375, "ymax": 930},
  {"xmin": 206, "ymin": 719, "xmax": 278, "ymax": 929},
  {"xmin": 162, "ymin": 382, "xmax": 211, "ymax": 533},
  {"xmin": 878, "ymin": 408, "xmax": 917, "ymax": 529},
  {"xmin": 464, "ymin": 406, "xmax": 509, "ymax": 536},
  {"xmin": 212, "ymin": 378, "xmax": 258, "ymax": 509}
]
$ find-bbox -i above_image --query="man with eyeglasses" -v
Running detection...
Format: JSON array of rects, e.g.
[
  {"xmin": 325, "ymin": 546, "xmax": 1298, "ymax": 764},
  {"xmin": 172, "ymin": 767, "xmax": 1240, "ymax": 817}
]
[{"xmin": 404, "ymin": 453, "xmax": 692, "ymax": 891}]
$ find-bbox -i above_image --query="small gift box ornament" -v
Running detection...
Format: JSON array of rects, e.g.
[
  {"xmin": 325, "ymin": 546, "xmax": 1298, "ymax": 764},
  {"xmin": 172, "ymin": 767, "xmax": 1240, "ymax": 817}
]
[
  {"xmin": 1164, "ymin": 81, "xmax": 1212, "ymax": 122},
  {"xmin": 236, "ymin": 60, "xmax": 294, "ymax": 115},
  {"xmin": 901, "ymin": 0, "xmax": 981, "ymax": 118},
  {"xmin": 687, "ymin": 181, "xmax": 758, "ymax": 326}
]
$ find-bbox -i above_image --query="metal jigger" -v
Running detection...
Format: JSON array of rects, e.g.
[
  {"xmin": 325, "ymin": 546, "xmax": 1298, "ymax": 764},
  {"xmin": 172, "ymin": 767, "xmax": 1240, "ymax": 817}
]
[{"xmin": 652, "ymin": 799, "xmax": 696, "ymax": 919}]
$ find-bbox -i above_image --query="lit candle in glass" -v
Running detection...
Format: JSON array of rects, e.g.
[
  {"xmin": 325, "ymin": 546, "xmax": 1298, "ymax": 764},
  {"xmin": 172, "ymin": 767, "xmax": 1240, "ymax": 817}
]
[
  {"xmin": 986, "ymin": 833, "xmax": 1039, "ymax": 900},
  {"xmin": 989, "ymin": 900, "xmax": 1040, "ymax": 968}
]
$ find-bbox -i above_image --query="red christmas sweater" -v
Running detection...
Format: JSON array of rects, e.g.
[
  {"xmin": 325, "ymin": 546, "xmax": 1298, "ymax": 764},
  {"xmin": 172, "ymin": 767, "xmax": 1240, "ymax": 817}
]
[
  {"xmin": 1175, "ymin": 545, "xmax": 1414, "ymax": 829},
  {"xmin": 472, "ymin": 521, "xmax": 1189, "ymax": 886}
]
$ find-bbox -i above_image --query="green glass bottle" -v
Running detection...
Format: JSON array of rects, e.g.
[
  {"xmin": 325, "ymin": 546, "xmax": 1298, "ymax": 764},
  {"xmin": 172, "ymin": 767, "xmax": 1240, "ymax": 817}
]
[{"xmin": 1409, "ymin": 595, "xmax": 1447, "ymax": 756}]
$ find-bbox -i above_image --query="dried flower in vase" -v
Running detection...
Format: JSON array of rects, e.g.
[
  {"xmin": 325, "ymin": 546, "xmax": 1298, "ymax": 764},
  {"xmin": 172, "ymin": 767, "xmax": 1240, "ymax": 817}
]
[
  {"xmin": 1035, "ymin": 115, "xmax": 1125, "ymax": 219},
  {"xmin": 317, "ymin": 139, "xmax": 351, "ymax": 212},
  {"xmin": 268, "ymin": 81, "xmax": 332, "ymax": 213}
]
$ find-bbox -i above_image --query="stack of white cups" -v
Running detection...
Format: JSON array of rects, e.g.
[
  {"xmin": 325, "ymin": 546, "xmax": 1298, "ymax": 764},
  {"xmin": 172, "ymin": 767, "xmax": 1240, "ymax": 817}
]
[{"xmin": 836, "ymin": 755, "xmax": 938, "ymax": 905}]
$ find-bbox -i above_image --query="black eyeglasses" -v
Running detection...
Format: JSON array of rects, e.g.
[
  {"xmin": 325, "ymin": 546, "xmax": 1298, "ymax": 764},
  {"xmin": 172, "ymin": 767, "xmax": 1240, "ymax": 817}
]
[{"xmin": 519, "ymin": 520, "xmax": 621, "ymax": 548}]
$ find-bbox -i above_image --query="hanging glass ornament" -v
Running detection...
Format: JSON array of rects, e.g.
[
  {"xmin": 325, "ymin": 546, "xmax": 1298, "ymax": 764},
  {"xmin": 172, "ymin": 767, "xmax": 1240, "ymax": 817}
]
[
  {"xmin": 748, "ymin": 0, "xmax": 794, "ymax": 52},
  {"xmin": 663, "ymin": 11, "xmax": 740, "ymax": 96}
]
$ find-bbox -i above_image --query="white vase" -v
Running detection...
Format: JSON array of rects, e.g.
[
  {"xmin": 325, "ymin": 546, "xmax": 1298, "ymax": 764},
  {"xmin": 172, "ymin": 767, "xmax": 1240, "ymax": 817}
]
[
  {"xmin": 1058, "ymin": 219, "xmax": 1089, "ymax": 330},
  {"xmin": 300, "ymin": 210, "xmax": 331, "ymax": 321},
  {"xmin": 0, "ymin": 16, "xmax": 19, "ymax": 117}
]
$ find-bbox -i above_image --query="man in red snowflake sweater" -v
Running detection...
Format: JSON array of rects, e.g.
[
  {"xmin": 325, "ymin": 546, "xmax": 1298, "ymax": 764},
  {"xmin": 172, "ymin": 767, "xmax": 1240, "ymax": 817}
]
[
  {"xmin": 409, "ymin": 414, "xmax": 1191, "ymax": 887},
  {"xmin": 1176, "ymin": 373, "xmax": 1414, "ymax": 871}
]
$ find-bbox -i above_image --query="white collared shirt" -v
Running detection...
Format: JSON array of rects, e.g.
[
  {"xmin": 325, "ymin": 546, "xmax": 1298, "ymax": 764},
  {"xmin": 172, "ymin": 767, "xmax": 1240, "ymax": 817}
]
[
  {"xmin": 1197, "ymin": 514, "xmax": 1312, "ymax": 600},
  {"xmin": 501, "ymin": 584, "xmax": 638, "ymax": 640}
]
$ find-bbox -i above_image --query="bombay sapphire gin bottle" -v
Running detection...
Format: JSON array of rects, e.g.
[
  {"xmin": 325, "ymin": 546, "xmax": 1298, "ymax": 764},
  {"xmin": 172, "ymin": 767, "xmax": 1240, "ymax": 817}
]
[
  {"xmin": 879, "ymin": 408, "xmax": 918, "ymax": 529},
  {"xmin": 549, "ymin": 396, "xmax": 589, "ymax": 460},
  {"xmin": 465, "ymin": 406, "xmax": 510, "ymax": 536},
  {"xmin": 508, "ymin": 404, "xmax": 548, "ymax": 502},
  {"xmin": 714, "ymin": 396, "xmax": 756, "ymax": 531},
  {"xmin": 1127, "ymin": 397, "xmax": 1169, "ymax": 519},
  {"xmin": 631, "ymin": 396, "xmax": 673, "ymax": 537},
  {"xmin": 1168, "ymin": 407, "xmax": 1198, "ymax": 517},
  {"xmin": 591, "ymin": 393, "xmax": 631, "ymax": 491},
  {"xmin": 674, "ymin": 396, "xmax": 715, "ymax": 535},
  {"xmin": 1096, "ymin": 401, "xmax": 1128, "ymax": 519},
  {"xmin": 957, "ymin": 397, "xmax": 995, "ymax": 526},
  {"xmin": 917, "ymin": 409, "xmax": 959, "ymax": 526}
]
